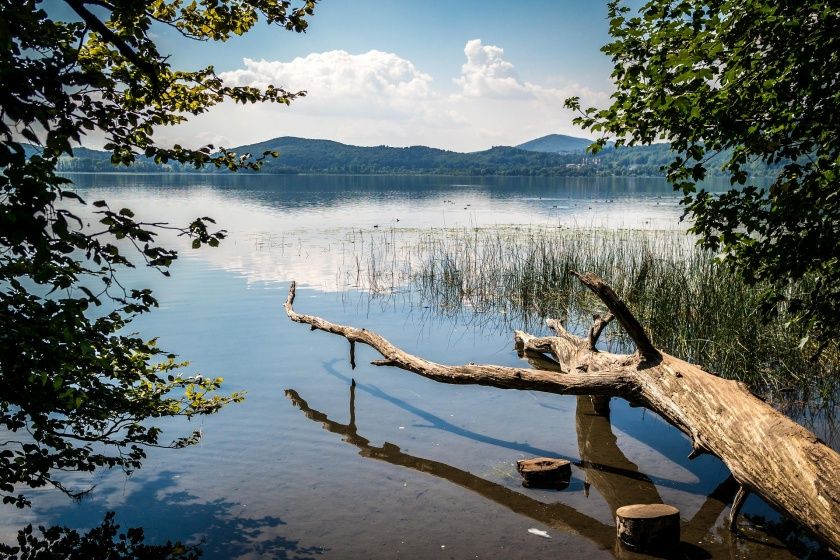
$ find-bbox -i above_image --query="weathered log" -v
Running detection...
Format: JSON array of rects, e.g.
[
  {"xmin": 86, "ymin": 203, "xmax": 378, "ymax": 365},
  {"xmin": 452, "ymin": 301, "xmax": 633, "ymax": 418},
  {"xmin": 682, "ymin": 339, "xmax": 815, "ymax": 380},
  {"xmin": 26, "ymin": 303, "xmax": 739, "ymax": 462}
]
[
  {"xmin": 615, "ymin": 504, "xmax": 680, "ymax": 553},
  {"xmin": 284, "ymin": 276, "xmax": 840, "ymax": 553}
]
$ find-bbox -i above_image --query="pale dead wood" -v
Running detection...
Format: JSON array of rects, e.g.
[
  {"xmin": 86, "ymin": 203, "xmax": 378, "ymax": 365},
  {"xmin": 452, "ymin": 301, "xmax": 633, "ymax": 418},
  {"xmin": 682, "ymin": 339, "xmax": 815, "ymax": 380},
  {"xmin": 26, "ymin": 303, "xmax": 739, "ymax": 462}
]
[
  {"xmin": 284, "ymin": 277, "xmax": 840, "ymax": 553},
  {"xmin": 728, "ymin": 485, "xmax": 750, "ymax": 531},
  {"xmin": 588, "ymin": 312, "xmax": 615, "ymax": 351},
  {"xmin": 285, "ymin": 281, "xmax": 636, "ymax": 397},
  {"xmin": 572, "ymin": 271, "xmax": 659, "ymax": 361}
]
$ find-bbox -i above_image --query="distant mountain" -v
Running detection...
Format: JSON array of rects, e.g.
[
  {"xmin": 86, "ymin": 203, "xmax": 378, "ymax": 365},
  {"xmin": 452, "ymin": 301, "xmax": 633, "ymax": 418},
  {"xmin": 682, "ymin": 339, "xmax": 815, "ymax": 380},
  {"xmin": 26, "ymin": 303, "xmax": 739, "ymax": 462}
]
[
  {"xmin": 209, "ymin": 136, "xmax": 596, "ymax": 176},
  {"xmin": 43, "ymin": 136, "xmax": 782, "ymax": 178},
  {"xmin": 45, "ymin": 136, "xmax": 598, "ymax": 176},
  {"xmin": 516, "ymin": 134, "xmax": 593, "ymax": 154}
]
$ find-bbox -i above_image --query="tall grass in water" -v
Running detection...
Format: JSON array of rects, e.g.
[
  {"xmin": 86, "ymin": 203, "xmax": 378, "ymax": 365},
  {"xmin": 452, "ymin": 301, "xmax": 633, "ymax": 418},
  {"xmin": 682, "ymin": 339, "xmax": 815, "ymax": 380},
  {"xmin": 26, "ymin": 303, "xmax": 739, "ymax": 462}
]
[{"xmin": 352, "ymin": 226, "xmax": 837, "ymax": 409}]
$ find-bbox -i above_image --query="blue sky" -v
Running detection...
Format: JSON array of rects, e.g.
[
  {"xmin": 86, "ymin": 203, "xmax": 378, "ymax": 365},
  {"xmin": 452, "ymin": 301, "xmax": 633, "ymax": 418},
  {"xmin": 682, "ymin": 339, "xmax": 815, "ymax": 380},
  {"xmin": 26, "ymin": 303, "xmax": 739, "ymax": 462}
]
[
  {"xmin": 73, "ymin": 1, "xmax": 633, "ymax": 151},
  {"xmin": 161, "ymin": 1, "xmax": 617, "ymax": 93}
]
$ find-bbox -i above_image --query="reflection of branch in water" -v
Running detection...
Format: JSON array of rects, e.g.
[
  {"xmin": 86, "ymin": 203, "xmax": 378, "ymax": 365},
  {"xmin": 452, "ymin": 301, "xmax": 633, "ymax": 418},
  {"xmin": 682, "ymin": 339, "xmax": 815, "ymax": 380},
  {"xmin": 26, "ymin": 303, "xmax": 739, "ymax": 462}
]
[
  {"xmin": 286, "ymin": 384, "xmax": 802, "ymax": 559},
  {"xmin": 321, "ymin": 360, "xmax": 569, "ymax": 458},
  {"xmin": 284, "ymin": 386, "xmax": 616, "ymax": 549},
  {"xmin": 323, "ymin": 360, "xmax": 706, "ymax": 495}
]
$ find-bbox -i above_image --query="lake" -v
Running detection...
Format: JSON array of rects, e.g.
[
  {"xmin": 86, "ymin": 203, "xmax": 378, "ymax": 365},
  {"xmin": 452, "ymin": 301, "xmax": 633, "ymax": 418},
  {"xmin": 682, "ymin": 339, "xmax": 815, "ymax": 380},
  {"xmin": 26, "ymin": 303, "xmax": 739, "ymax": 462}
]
[{"xmin": 1, "ymin": 174, "xmax": 832, "ymax": 559}]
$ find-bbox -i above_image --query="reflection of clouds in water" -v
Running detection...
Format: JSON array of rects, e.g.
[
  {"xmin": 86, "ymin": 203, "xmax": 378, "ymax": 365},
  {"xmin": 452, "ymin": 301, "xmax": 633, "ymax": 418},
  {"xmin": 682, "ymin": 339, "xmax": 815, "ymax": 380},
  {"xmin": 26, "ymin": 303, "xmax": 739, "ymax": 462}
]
[{"xmin": 69, "ymin": 180, "xmax": 689, "ymax": 292}]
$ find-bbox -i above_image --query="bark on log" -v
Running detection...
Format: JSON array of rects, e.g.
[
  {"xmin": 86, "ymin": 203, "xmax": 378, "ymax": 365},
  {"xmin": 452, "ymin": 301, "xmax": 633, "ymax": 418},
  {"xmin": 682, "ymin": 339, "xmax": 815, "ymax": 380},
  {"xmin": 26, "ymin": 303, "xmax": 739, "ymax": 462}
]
[{"xmin": 284, "ymin": 276, "xmax": 840, "ymax": 553}]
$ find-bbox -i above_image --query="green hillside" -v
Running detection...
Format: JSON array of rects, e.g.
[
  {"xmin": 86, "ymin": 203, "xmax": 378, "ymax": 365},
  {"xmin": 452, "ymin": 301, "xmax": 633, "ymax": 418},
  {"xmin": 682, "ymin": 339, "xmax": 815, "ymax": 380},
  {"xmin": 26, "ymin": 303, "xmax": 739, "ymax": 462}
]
[{"xmin": 233, "ymin": 137, "xmax": 591, "ymax": 175}]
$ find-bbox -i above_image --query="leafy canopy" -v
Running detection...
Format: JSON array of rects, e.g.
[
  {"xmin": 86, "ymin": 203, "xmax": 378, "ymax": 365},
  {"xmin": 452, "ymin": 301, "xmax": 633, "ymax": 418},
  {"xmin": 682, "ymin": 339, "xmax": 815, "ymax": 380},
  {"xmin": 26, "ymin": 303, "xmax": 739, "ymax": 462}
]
[
  {"xmin": 567, "ymin": 0, "xmax": 840, "ymax": 353},
  {"xmin": 0, "ymin": 0, "xmax": 315, "ymax": 508}
]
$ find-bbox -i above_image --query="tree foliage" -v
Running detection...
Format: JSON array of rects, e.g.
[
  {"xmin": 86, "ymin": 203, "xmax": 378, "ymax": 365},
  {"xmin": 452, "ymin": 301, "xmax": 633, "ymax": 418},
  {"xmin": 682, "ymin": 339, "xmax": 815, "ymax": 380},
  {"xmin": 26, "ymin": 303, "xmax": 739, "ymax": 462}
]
[
  {"xmin": 0, "ymin": 0, "xmax": 315, "ymax": 508},
  {"xmin": 567, "ymin": 0, "xmax": 840, "ymax": 353}
]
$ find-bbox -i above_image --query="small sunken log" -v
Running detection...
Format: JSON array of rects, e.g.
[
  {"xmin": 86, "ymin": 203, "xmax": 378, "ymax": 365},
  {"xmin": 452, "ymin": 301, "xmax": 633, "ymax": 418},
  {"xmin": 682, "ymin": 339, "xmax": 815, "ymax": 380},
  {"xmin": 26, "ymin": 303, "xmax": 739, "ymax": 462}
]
[
  {"xmin": 516, "ymin": 458, "xmax": 572, "ymax": 489},
  {"xmin": 615, "ymin": 503, "xmax": 680, "ymax": 554}
]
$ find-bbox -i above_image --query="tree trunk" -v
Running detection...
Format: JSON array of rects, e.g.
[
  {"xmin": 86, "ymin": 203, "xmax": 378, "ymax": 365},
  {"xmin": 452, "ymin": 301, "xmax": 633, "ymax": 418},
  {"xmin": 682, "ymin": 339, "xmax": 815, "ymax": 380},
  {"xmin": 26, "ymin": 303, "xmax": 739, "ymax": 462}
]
[{"xmin": 283, "ymin": 274, "xmax": 840, "ymax": 554}]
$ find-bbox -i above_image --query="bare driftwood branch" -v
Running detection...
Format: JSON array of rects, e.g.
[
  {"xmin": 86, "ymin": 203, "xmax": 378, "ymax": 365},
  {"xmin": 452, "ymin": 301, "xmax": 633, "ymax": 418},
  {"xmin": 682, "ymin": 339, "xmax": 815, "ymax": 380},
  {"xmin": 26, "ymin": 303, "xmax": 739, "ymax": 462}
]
[
  {"xmin": 572, "ymin": 271, "xmax": 659, "ymax": 361},
  {"xmin": 728, "ymin": 484, "xmax": 750, "ymax": 531},
  {"xmin": 284, "ymin": 276, "xmax": 840, "ymax": 553},
  {"xmin": 588, "ymin": 312, "xmax": 615, "ymax": 351},
  {"xmin": 285, "ymin": 282, "xmax": 637, "ymax": 397}
]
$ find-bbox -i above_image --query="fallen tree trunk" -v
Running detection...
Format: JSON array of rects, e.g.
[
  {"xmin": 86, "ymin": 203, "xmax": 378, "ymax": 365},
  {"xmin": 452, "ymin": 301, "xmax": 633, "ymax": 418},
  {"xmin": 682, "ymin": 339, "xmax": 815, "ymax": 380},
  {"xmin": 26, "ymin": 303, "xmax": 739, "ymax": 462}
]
[{"xmin": 284, "ymin": 274, "xmax": 840, "ymax": 553}]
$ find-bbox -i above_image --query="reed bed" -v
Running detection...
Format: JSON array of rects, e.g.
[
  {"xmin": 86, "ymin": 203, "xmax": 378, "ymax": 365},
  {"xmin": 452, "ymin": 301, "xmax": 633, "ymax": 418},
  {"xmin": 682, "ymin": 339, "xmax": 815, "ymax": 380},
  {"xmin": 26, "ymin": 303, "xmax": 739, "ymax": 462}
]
[{"xmin": 340, "ymin": 226, "xmax": 838, "ymax": 411}]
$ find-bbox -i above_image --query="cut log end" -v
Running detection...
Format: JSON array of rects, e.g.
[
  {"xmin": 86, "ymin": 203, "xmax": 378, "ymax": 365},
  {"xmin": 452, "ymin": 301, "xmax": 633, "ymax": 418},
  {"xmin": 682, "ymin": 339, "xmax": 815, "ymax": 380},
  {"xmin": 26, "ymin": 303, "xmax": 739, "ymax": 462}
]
[
  {"xmin": 616, "ymin": 504, "xmax": 680, "ymax": 554},
  {"xmin": 516, "ymin": 458, "xmax": 572, "ymax": 489}
]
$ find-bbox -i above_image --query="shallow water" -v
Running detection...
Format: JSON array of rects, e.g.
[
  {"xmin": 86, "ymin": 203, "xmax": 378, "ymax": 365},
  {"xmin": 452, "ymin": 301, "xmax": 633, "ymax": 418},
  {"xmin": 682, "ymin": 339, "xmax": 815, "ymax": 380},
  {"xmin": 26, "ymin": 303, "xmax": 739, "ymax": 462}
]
[{"xmin": 2, "ymin": 174, "xmax": 833, "ymax": 558}]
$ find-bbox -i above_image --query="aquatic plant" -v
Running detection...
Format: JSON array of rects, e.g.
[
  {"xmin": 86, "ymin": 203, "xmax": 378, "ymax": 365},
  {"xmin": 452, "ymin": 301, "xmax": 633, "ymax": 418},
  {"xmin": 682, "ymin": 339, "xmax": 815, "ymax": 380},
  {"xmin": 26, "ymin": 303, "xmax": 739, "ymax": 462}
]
[{"xmin": 341, "ymin": 226, "xmax": 838, "ymax": 410}]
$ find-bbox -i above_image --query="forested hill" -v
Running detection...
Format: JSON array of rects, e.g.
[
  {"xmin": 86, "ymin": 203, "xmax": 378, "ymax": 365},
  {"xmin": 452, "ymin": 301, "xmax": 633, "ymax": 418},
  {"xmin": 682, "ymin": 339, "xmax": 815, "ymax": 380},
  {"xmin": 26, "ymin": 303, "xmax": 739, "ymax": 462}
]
[
  {"xmin": 230, "ymin": 137, "xmax": 591, "ymax": 175},
  {"xmin": 52, "ymin": 136, "xmax": 604, "ymax": 175},
  {"xmin": 48, "ymin": 136, "xmax": 781, "ymax": 177}
]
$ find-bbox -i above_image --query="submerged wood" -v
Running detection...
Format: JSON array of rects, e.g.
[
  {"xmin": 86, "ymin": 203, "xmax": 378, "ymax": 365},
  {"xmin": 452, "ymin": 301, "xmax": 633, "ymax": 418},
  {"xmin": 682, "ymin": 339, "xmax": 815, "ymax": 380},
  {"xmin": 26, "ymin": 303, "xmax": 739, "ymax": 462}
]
[{"xmin": 284, "ymin": 276, "xmax": 840, "ymax": 553}]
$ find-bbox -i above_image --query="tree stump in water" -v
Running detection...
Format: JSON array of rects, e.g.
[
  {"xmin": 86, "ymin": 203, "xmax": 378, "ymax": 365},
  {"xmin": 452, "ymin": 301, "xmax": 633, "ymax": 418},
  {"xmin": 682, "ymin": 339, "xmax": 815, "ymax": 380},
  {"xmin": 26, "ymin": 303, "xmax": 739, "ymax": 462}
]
[
  {"xmin": 516, "ymin": 458, "xmax": 572, "ymax": 489},
  {"xmin": 616, "ymin": 504, "xmax": 680, "ymax": 554}
]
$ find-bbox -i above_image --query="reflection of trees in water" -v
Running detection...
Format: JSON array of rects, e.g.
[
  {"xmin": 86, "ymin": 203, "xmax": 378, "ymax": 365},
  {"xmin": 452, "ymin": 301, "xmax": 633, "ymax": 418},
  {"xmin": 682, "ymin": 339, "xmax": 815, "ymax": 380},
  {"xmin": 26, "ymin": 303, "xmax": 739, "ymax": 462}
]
[
  {"xmin": 32, "ymin": 469, "xmax": 325, "ymax": 560},
  {"xmin": 286, "ymin": 379, "xmax": 823, "ymax": 559}
]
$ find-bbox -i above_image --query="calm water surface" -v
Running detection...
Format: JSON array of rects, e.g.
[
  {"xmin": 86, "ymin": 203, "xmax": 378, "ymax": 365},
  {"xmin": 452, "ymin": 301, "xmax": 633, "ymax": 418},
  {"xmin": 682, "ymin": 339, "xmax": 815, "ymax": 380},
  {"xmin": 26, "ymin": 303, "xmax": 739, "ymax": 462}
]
[{"xmin": 2, "ymin": 174, "xmax": 830, "ymax": 559}]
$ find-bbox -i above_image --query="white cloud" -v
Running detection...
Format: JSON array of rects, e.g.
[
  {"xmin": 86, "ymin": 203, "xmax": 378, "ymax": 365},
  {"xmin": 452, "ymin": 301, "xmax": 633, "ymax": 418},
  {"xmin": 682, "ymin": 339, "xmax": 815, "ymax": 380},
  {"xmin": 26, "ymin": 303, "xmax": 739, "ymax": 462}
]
[
  {"xmin": 452, "ymin": 39, "xmax": 609, "ymax": 108},
  {"xmin": 157, "ymin": 40, "xmax": 610, "ymax": 152},
  {"xmin": 220, "ymin": 50, "xmax": 437, "ymax": 117},
  {"xmin": 454, "ymin": 39, "xmax": 532, "ymax": 99}
]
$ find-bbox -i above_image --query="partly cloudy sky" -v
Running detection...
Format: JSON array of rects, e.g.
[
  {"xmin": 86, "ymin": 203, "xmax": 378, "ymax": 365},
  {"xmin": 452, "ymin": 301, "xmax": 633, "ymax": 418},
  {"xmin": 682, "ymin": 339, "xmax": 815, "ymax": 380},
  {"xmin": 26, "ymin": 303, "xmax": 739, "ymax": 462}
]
[{"xmin": 151, "ymin": 1, "xmax": 620, "ymax": 152}]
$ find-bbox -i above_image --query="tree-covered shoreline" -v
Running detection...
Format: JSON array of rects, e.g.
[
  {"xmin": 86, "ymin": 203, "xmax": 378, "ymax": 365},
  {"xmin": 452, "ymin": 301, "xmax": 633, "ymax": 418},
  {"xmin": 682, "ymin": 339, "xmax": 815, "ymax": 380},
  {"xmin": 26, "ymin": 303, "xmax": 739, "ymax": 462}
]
[{"xmin": 46, "ymin": 136, "xmax": 785, "ymax": 177}]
